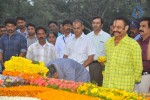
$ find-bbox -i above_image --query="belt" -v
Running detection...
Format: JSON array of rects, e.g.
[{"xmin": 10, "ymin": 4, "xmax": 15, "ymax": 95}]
[{"xmin": 142, "ymin": 71, "xmax": 150, "ymax": 75}]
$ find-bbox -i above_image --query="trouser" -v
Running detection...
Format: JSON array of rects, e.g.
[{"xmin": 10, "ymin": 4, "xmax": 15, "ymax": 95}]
[
  {"xmin": 134, "ymin": 74, "xmax": 150, "ymax": 93},
  {"xmin": 89, "ymin": 62, "xmax": 103, "ymax": 86}
]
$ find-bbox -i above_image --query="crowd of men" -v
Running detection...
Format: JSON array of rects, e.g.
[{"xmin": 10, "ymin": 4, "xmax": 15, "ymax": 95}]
[{"xmin": 0, "ymin": 16, "xmax": 150, "ymax": 93}]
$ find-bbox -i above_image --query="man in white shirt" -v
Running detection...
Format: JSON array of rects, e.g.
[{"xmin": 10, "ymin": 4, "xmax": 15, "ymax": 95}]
[
  {"xmin": 64, "ymin": 19, "xmax": 96, "ymax": 70},
  {"xmin": 55, "ymin": 20, "xmax": 74, "ymax": 58},
  {"xmin": 87, "ymin": 16, "xmax": 111, "ymax": 86},
  {"xmin": 26, "ymin": 26, "xmax": 56, "ymax": 65}
]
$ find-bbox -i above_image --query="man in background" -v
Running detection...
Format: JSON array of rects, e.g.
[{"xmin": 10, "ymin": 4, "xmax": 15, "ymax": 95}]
[
  {"xmin": 16, "ymin": 16, "xmax": 28, "ymax": 38},
  {"xmin": 0, "ymin": 18, "xmax": 27, "ymax": 63},
  {"xmin": 48, "ymin": 21, "xmax": 62, "ymax": 37},
  {"xmin": 129, "ymin": 20, "xmax": 141, "ymax": 40},
  {"xmin": 26, "ymin": 23, "xmax": 37, "ymax": 48},
  {"xmin": 0, "ymin": 25, "xmax": 6, "ymax": 38},
  {"xmin": 87, "ymin": 16, "xmax": 110, "ymax": 86}
]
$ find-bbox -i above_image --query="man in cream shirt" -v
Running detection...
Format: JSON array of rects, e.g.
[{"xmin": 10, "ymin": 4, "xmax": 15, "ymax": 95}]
[
  {"xmin": 64, "ymin": 19, "xmax": 96, "ymax": 71},
  {"xmin": 87, "ymin": 16, "xmax": 110, "ymax": 86}
]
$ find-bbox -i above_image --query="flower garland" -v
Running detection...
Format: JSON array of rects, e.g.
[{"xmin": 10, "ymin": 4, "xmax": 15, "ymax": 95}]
[
  {"xmin": 2, "ymin": 71, "xmax": 41, "ymax": 81},
  {"xmin": 29, "ymin": 77, "xmax": 145, "ymax": 100},
  {"xmin": 30, "ymin": 77, "xmax": 83, "ymax": 92},
  {"xmin": 0, "ymin": 86, "xmax": 99, "ymax": 100},
  {"xmin": 77, "ymin": 83, "xmax": 144, "ymax": 100},
  {"xmin": 3, "ymin": 56, "xmax": 49, "ymax": 77}
]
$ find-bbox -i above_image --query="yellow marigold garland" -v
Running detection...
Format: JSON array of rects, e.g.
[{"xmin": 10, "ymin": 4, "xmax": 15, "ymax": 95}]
[
  {"xmin": 3, "ymin": 56, "xmax": 49, "ymax": 77},
  {"xmin": 77, "ymin": 83, "xmax": 145, "ymax": 100},
  {"xmin": 0, "ymin": 86, "xmax": 99, "ymax": 100}
]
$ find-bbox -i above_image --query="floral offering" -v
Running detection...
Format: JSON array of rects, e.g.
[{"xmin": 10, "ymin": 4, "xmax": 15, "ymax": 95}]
[
  {"xmin": 30, "ymin": 77, "xmax": 83, "ymax": 92},
  {"xmin": 3, "ymin": 56, "xmax": 49, "ymax": 78},
  {"xmin": 77, "ymin": 83, "xmax": 145, "ymax": 100}
]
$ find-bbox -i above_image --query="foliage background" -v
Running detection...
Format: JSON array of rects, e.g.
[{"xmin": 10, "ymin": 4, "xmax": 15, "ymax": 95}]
[{"xmin": 0, "ymin": 0, "xmax": 149, "ymax": 33}]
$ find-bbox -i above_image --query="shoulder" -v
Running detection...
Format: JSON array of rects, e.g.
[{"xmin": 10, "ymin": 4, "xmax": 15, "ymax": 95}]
[
  {"xmin": 101, "ymin": 31, "xmax": 111, "ymax": 37},
  {"xmin": 87, "ymin": 31, "xmax": 94, "ymax": 37}
]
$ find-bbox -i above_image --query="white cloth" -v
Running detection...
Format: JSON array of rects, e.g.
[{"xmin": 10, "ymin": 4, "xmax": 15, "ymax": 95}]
[
  {"xmin": 134, "ymin": 74, "xmax": 150, "ymax": 93},
  {"xmin": 64, "ymin": 33, "xmax": 96, "ymax": 70},
  {"xmin": 87, "ymin": 30, "xmax": 111, "ymax": 60},
  {"xmin": 26, "ymin": 41, "xmax": 56, "ymax": 65},
  {"xmin": 55, "ymin": 33, "xmax": 74, "ymax": 58}
]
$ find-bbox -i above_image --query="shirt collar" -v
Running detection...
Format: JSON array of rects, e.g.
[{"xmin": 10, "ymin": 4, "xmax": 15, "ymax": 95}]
[
  {"xmin": 91, "ymin": 30, "xmax": 104, "ymax": 36},
  {"xmin": 63, "ymin": 33, "xmax": 73, "ymax": 38},
  {"xmin": 112, "ymin": 34, "xmax": 129, "ymax": 44},
  {"xmin": 36, "ymin": 40, "xmax": 49, "ymax": 46},
  {"xmin": 6, "ymin": 31, "xmax": 18, "ymax": 37},
  {"xmin": 17, "ymin": 27, "xmax": 28, "ymax": 33},
  {"xmin": 73, "ymin": 32, "xmax": 85, "ymax": 39},
  {"xmin": 27, "ymin": 35, "xmax": 37, "ymax": 39},
  {"xmin": 139, "ymin": 35, "xmax": 150, "ymax": 43}
]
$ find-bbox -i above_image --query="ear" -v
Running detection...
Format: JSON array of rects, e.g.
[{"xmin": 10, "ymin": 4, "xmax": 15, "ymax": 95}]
[
  {"xmin": 82, "ymin": 25, "xmax": 84, "ymax": 31},
  {"xmin": 125, "ymin": 25, "xmax": 129, "ymax": 32}
]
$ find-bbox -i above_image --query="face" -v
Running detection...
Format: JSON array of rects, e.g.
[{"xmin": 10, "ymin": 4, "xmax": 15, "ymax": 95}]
[
  {"xmin": 112, "ymin": 20, "xmax": 128, "ymax": 38},
  {"xmin": 139, "ymin": 21, "xmax": 150, "ymax": 37},
  {"xmin": 17, "ymin": 19, "xmax": 26, "ymax": 29},
  {"xmin": 0, "ymin": 27, "xmax": 7, "ymax": 36},
  {"xmin": 92, "ymin": 18, "xmax": 103, "ymax": 31},
  {"xmin": 48, "ymin": 33, "xmax": 56, "ymax": 45},
  {"xmin": 36, "ymin": 29, "xmax": 47, "ymax": 42},
  {"xmin": 63, "ymin": 24, "xmax": 72, "ymax": 34},
  {"xmin": 48, "ymin": 23, "xmax": 58, "ymax": 33},
  {"xmin": 6, "ymin": 23, "xmax": 16, "ymax": 35},
  {"xmin": 27, "ymin": 26, "xmax": 35, "ymax": 36},
  {"xmin": 129, "ymin": 28, "xmax": 139, "ymax": 38},
  {"xmin": 59, "ymin": 24, "xmax": 64, "ymax": 34},
  {"xmin": 73, "ymin": 22, "xmax": 84, "ymax": 38}
]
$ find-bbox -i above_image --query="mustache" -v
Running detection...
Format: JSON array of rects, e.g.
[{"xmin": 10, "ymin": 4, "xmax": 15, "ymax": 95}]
[
  {"xmin": 113, "ymin": 31, "xmax": 121, "ymax": 34},
  {"xmin": 39, "ymin": 37, "xmax": 45, "ymax": 40},
  {"xmin": 139, "ymin": 30, "xmax": 144, "ymax": 32}
]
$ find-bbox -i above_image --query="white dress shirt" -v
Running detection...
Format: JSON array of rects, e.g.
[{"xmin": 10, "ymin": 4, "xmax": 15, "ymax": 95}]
[
  {"xmin": 87, "ymin": 30, "xmax": 111, "ymax": 60},
  {"xmin": 64, "ymin": 33, "xmax": 96, "ymax": 70},
  {"xmin": 55, "ymin": 33, "xmax": 74, "ymax": 58},
  {"xmin": 26, "ymin": 41, "xmax": 56, "ymax": 65}
]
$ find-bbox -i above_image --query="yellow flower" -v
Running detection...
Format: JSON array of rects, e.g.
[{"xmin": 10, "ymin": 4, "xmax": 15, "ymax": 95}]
[
  {"xmin": 97, "ymin": 56, "xmax": 106, "ymax": 63},
  {"xmin": 4, "ymin": 56, "xmax": 49, "ymax": 77}
]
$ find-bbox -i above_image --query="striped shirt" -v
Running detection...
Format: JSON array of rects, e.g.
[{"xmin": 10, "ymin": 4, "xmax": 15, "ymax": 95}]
[
  {"xmin": 103, "ymin": 35, "xmax": 143, "ymax": 92},
  {"xmin": 26, "ymin": 41, "xmax": 56, "ymax": 65}
]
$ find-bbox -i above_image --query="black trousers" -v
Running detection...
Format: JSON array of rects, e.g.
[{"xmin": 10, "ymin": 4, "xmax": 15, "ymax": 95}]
[{"xmin": 89, "ymin": 62, "xmax": 103, "ymax": 86}]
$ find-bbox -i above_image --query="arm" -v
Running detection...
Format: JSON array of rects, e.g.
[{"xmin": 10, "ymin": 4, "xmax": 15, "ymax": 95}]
[
  {"xmin": 133, "ymin": 43, "xmax": 143, "ymax": 82},
  {"xmin": 19, "ymin": 52, "xmax": 26, "ymax": 57},
  {"xmin": 82, "ymin": 55, "xmax": 94, "ymax": 67},
  {"xmin": 0, "ymin": 38, "xmax": 4, "ymax": 63},
  {"xmin": 19, "ymin": 36, "xmax": 27, "ymax": 57},
  {"xmin": 63, "ymin": 42, "xmax": 69, "ymax": 58},
  {"xmin": 26, "ymin": 46, "xmax": 33, "ymax": 60},
  {"xmin": 0, "ymin": 53, "xmax": 3, "ymax": 64}
]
